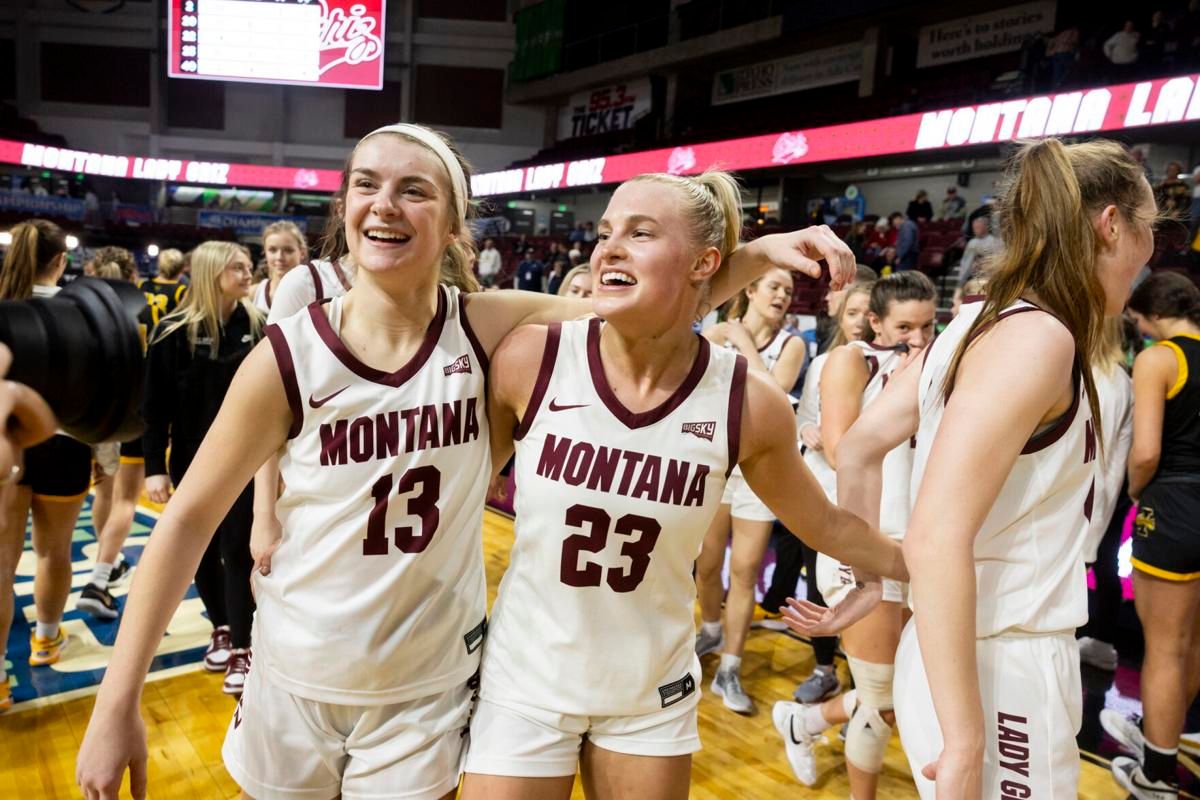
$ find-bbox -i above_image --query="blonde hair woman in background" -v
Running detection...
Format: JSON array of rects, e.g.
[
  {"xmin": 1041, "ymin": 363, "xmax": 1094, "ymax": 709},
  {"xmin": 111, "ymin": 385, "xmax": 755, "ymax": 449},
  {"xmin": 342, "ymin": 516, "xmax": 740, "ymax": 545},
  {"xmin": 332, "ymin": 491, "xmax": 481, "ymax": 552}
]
[
  {"xmin": 252, "ymin": 220, "xmax": 308, "ymax": 312},
  {"xmin": 142, "ymin": 240, "xmax": 264, "ymax": 695},
  {"xmin": 557, "ymin": 264, "xmax": 591, "ymax": 298}
]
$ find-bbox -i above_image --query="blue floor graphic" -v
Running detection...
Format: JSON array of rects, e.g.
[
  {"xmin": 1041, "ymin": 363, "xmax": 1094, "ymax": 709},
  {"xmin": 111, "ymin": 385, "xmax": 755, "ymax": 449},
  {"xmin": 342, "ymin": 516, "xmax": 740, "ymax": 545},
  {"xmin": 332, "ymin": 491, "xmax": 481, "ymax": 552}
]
[{"xmin": 5, "ymin": 496, "xmax": 210, "ymax": 706}]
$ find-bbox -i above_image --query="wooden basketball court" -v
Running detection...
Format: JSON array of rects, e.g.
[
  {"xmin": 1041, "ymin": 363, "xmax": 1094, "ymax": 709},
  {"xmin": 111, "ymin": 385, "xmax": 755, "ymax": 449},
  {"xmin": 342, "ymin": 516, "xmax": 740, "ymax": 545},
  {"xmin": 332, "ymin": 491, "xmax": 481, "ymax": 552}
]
[{"xmin": 0, "ymin": 507, "xmax": 1129, "ymax": 798}]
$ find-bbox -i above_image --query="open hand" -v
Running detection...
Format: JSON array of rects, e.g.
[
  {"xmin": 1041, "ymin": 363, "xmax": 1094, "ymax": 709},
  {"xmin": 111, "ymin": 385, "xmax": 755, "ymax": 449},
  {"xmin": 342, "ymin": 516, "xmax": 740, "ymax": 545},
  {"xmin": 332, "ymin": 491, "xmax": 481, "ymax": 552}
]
[{"xmin": 781, "ymin": 581, "xmax": 882, "ymax": 637}]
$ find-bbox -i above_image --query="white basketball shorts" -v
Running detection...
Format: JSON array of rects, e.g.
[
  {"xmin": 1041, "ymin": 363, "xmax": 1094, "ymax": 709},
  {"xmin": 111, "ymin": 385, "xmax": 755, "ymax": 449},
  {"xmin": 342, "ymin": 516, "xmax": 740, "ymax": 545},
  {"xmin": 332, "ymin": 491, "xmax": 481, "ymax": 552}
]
[
  {"xmin": 894, "ymin": 621, "xmax": 1082, "ymax": 799},
  {"xmin": 720, "ymin": 471, "xmax": 776, "ymax": 522},
  {"xmin": 816, "ymin": 550, "xmax": 907, "ymax": 608}
]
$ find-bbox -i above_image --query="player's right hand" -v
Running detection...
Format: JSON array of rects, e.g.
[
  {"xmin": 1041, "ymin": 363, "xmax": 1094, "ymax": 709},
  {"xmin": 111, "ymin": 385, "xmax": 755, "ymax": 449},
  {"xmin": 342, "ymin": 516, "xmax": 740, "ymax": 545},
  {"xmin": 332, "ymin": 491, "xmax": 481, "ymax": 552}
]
[
  {"xmin": 799, "ymin": 423, "xmax": 823, "ymax": 452},
  {"xmin": 251, "ymin": 511, "xmax": 283, "ymax": 576},
  {"xmin": 922, "ymin": 746, "xmax": 983, "ymax": 800},
  {"xmin": 77, "ymin": 704, "xmax": 149, "ymax": 800},
  {"xmin": 145, "ymin": 474, "xmax": 172, "ymax": 505}
]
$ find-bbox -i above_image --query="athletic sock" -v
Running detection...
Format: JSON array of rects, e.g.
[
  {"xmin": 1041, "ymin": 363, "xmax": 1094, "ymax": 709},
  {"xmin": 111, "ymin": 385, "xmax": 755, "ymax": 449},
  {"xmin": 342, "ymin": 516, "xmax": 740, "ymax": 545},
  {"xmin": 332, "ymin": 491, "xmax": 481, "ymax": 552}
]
[
  {"xmin": 700, "ymin": 620, "xmax": 722, "ymax": 639},
  {"xmin": 801, "ymin": 701, "xmax": 831, "ymax": 735},
  {"xmin": 90, "ymin": 562, "xmax": 114, "ymax": 590},
  {"xmin": 1143, "ymin": 740, "xmax": 1179, "ymax": 784},
  {"xmin": 35, "ymin": 621, "xmax": 59, "ymax": 641},
  {"xmin": 814, "ymin": 663, "xmax": 835, "ymax": 677},
  {"xmin": 719, "ymin": 653, "xmax": 741, "ymax": 673}
]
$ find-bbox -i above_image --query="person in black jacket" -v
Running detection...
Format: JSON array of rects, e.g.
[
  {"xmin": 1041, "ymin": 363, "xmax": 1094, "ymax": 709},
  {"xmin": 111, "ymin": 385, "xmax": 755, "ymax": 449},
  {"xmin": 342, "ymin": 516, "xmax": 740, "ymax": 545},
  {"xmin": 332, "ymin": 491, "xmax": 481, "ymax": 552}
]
[{"xmin": 143, "ymin": 240, "xmax": 263, "ymax": 695}]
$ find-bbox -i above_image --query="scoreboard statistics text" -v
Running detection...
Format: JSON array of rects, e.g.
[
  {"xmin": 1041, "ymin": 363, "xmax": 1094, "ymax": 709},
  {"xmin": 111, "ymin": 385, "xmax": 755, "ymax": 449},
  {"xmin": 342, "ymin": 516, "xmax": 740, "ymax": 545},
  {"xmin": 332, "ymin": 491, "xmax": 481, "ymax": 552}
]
[{"xmin": 167, "ymin": 0, "xmax": 385, "ymax": 90}]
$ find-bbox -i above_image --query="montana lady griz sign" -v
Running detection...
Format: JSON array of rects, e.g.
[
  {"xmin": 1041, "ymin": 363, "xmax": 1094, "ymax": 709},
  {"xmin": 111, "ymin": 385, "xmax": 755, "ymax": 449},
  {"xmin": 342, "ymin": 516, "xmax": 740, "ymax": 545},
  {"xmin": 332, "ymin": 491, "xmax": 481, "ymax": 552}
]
[{"xmin": 168, "ymin": 0, "xmax": 385, "ymax": 90}]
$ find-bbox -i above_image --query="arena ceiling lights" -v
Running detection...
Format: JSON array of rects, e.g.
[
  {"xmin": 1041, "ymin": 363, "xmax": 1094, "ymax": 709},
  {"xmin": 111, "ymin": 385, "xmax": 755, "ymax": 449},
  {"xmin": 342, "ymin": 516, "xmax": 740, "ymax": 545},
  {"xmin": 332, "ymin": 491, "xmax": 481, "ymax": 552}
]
[{"xmin": 2, "ymin": 73, "xmax": 1199, "ymax": 195}]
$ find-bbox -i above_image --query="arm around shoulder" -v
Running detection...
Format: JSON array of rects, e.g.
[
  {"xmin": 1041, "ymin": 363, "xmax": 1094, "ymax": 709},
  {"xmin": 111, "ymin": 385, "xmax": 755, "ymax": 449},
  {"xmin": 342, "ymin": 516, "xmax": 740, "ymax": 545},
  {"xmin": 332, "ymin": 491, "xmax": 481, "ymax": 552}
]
[{"xmin": 487, "ymin": 323, "xmax": 552, "ymax": 475}]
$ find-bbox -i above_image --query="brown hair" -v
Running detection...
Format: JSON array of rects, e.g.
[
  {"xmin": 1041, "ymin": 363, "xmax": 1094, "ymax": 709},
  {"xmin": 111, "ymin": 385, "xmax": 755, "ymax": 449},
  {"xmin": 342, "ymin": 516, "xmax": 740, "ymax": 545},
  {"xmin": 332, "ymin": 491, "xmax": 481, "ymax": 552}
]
[
  {"xmin": 262, "ymin": 220, "xmax": 307, "ymax": 253},
  {"xmin": 725, "ymin": 266, "xmax": 794, "ymax": 321},
  {"xmin": 318, "ymin": 127, "xmax": 480, "ymax": 293},
  {"xmin": 90, "ymin": 246, "xmax": 139, "ymax": 282},
  {"xmin": 944, "ymin": 137, "xmax": 1159, "ymax": 443},
  {"xmin": 868, "ymin": 270, "xmax": 936, "ymax": 320},
  {"xmin": 828, "ymin": 282, "xmax": 874, "ymax": 349},
  {"xmin": 0, "ymin": 219, "xmax": 67, "ymax": 300},
  {"xmin": 1127, "ymin": 271, "xmax": 1200, "ymax": 327}
]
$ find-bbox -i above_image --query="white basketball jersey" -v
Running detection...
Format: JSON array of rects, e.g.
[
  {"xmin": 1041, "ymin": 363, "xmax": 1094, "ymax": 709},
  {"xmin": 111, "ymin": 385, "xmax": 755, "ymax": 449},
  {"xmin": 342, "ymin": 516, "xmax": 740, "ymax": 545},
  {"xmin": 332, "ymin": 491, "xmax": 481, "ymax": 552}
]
[
  {"xmin": 725, "ymin": 327, "xmax": 798, "ymax": 482},
  {"xmin": 913, "ymin": 299, "xmax": 1096, "ymax": 637},
  {"xmin": 482, "ymin": 318, "xmax": 746, "ymax": 717},
  {"xmin": 800, "ymin": 353, "xmax": 837, "ymax": 499},
  {"xmin": 258, "ymin": 285, "xmax": 490, "ymax": 704}
]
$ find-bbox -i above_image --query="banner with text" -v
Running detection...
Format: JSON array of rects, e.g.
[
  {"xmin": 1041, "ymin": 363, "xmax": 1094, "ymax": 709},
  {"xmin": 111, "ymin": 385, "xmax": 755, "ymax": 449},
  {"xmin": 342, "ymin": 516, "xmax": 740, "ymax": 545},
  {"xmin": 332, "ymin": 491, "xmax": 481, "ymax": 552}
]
[
  {"xmin": 558, "ymin": 79, "xmax": 653, "ymax": 140},
  {"xmin": 0, "ymin": 190, "xmax": 85, "ymax": 221},
  {"xmin": 917, "ymin": 1, "xmax": 1057, "ymax": 69},
  {"xmin": 712, "ymin": 43, "xmax": 863, "ymax": 106},
  {"xmin": 197, "ymin": 210, "xmax": 307, "ymax": 238},
  {"xmin": 471, "ymin": 72, "xmax": 1200, "ymax": 197}
]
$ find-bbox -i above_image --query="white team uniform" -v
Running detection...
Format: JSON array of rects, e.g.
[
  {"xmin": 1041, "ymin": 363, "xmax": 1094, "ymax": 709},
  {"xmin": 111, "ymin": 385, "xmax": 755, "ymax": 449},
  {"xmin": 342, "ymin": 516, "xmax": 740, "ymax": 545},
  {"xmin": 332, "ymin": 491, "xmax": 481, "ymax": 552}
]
[
  {"xmin": 1082, "ymin": 365, "xmax": 1133, "ymax": 562},
  {"xmin": 816, "ymin": 340, "xmax": 913, "ymax": 607},
  {"xmin": 268, "ymin": 258, "xmax": 356, "ymax": 324},
  {"xmin": 719, "ymin": 328, "xmax": 799, "ymax": 522},
  {"xmin": 798, "ymin": 352, "xmax": 837, "ymax": 499},
  {"xmin": 895, "ymin": 299, "xmax": 1096, "ymax": 800},
  {"xmin": 467, "ymin": 318, "xmax": 747, "ymax": 777},
  {"xmin": 223, "ymin": 285, "xmax": 490, "ymax": 800}
]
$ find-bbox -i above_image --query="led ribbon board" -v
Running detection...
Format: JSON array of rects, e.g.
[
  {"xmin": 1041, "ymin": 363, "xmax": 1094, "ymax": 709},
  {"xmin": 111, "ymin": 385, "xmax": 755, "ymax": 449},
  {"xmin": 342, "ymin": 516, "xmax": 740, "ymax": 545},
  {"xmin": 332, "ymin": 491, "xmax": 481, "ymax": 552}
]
[{"xmin": 168, "ymin": 0, "xmax": 385, "ymax": 90}]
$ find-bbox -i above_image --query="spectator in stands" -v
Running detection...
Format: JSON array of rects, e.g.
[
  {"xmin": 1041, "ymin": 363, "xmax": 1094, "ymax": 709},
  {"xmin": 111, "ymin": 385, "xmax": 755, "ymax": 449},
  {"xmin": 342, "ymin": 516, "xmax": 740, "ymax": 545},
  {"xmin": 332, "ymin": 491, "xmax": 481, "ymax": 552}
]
[
  {"xmin": 30, "ymin": 180, "xmax": 48, "ymax": 197},
  {"xmin": 905, "ymin": 190, "xmax": 933, "ymax": 223},
  {"xmin": 1158, "ymin": 161, "xmax": 1190, "ymax": 216},
  {"xmin": 957, "ymin": 216, "xmax": 1001, "ymax": 287},
  {"xmin": 515, "ymin": 247, "xmax": 544, "ymax": 292},
  {"xmin": 1104, "ymin": 20, "xmax": 1140, "ymax": 77},
  {"xmin": 83, "ymin": 188, "xmax": 101, "ymax": 225},
  {"xmin": 1190, "ymin": 165, "xmax": 1200, "ymax": 241},
  {"xmin": 890, "ymin": 211, "xmax": 920, "ymax": 271},
  {"xmin": 568, "ymin": 222, "xmax": 586, "ymax": 244},
  {"xmin": 1141, "ymin": 11, "xmax": 1174, "ymax": 70},
  {"xmin": 843, "ymin": 221, "xmax": 869, "ymax": 263},
  {"xmin": 1181, "ymin": 0, "xmax": 1200, "ymax": 67},
  {"xmin": 938, "ymin": 186, "xmax": 966, "ymax": 220},
  {"xmin": 1046, "ymin": 26, "xmax": 1081, "ymax": 88},
  {"xmin": 568, "ymin": 240, "xmax": 583, "ymax": 265},
  {"xmin": 583, "ymin": 220, "xmax": 597, "ymax": 242},
  {"xmin": 477, "ymin": 238, "xmax": 501, "ymax": 287}
]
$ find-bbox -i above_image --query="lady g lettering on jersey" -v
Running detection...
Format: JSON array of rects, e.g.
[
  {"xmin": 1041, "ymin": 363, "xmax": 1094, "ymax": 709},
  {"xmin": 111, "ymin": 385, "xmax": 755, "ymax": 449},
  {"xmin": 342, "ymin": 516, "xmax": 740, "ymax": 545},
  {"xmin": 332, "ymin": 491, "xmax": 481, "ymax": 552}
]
[
  {"xmin": 319, "ymin": 399, "xmax": 481, "ymax": 465},
  {"xmin": 534, "ymin": 433, "xmax": 710, "ymax": 507}
]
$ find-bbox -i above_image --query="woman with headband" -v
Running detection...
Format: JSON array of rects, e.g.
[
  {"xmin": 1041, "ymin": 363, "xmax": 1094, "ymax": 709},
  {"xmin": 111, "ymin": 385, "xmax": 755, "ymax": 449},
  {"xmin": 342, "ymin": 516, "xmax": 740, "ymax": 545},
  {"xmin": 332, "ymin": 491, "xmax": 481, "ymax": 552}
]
[{"xmin": 77, "ymin": 123, "xmax": 855, "ymax": 800}]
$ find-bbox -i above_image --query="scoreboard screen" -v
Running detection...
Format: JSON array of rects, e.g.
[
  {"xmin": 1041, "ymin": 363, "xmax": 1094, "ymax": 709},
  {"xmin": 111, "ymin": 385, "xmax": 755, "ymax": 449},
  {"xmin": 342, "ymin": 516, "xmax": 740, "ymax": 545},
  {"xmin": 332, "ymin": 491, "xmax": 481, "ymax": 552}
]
[{"xmin": 168, "ymin": 0, "xmax": 385, "ymax": 90}]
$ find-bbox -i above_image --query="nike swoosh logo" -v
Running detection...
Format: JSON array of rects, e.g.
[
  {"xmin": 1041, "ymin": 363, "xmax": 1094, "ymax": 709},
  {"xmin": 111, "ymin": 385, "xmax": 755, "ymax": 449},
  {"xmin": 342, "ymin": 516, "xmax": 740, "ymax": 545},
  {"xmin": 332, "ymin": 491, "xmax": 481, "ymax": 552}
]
[
  {"xmin": 548, "ymin": 398, "xmax": 589, "ymax": 412},
  {"xmin": 309, "ymin": 386, "xmax": 349, "ymax": 408},
  {"xmin": 789, "ymin": 716, "xmax": 804, "ymax": 746}
]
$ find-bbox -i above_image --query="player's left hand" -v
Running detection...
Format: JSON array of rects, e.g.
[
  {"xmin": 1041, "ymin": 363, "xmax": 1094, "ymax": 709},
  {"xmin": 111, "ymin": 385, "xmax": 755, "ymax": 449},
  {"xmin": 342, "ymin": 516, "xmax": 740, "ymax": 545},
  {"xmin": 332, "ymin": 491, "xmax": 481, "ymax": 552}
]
[
  {"xmin": 780, "ymin": 581, "xmax": 883, "ymax": 637},
  {"xmin": 745, "ymin": 226, "xmax": 856, "ymax": 289}
]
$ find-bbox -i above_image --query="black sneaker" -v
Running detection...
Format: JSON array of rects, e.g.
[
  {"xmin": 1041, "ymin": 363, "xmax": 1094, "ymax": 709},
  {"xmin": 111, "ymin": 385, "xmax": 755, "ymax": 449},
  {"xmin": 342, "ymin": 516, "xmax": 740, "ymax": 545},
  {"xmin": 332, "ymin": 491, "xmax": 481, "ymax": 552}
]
[
  {"xmin": 108, "ymin": 557, "xmax": 133, "ymax": 586},
  {"xmin": 77, "ymin": 582, "xmax": 120, "ymax": 620}
]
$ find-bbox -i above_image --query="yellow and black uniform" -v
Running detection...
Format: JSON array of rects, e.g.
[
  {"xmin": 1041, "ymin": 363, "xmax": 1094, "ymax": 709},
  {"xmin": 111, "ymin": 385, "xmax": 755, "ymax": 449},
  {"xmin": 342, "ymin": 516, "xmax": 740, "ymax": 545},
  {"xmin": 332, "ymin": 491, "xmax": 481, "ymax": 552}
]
[
  {"xmin": 119, "ymin": 279, "xmax": 188, "ymax": 463},
  {"xmin": 1134, "ymin": 333, "xmax": 1200, "ymax": 581}
]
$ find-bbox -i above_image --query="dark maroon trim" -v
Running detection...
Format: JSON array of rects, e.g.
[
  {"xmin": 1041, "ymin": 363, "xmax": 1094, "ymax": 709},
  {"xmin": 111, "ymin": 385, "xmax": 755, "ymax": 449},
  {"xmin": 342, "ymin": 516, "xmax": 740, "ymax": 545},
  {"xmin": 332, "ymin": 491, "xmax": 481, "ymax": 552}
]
[
  {"xmin": 864, "ymin": 354, "xmax": 880, "ymax": 383},
  {"xmin": 307, "ymin": 263, "xmax": 324, "ymax": 301},
  {"xmin": 308, "ymin": 286, "xmax": 447, "ymax": 388},
  {"xmin": 514, "ymin": 323, "xmax": 561, "ymax": 441},
  {"xmin": 587, "ymin": 317, "xmax": 711, "ymax": 430},
  {"xmin": 1021, "ymin": 362, "xmax": 1082, "ymax": 455},
  {"xmin": 264, "ymin": 279, "xmax": 272, "ymax": 309},
  {"xmin": 331, "ymin": 257, "xmax": 352, "ymax": 291},
  {"xmin": 864, "ymin": 340, "xmax": 898, "ymax": 351},
  {"xmin": 726, "ymin": 355, "xmax": 748, "ymax": 478},
  {"xmin": 962, "ymin": 294, "xmax": 986, "ymax": 303},
  {"xmin": 265, "ymin": 324, "xmax": 303, "ymax": 440},
  {"xmin": 458, "ymin": 293, "xmax": 490, "ymax": 375}
]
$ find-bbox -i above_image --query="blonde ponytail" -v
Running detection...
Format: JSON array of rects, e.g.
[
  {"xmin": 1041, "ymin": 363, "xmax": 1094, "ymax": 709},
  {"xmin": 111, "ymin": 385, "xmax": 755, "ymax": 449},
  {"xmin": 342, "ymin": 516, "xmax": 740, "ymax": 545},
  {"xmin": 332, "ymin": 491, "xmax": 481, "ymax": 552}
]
[{"xmin": 0, "ymin": 219, "xmax": 67, "ymax": 300}]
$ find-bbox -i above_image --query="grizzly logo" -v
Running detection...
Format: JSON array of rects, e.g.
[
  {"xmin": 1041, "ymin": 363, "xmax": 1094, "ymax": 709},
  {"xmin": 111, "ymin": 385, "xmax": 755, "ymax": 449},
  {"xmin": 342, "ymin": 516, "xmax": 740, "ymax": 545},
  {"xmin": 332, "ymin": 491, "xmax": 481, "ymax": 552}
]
[
  {"xmin": 443, "ymin": 355, "xmax": 471, "ymax": 376},
  {"xmin": 681, "ymin": 421, "xmax": 716, "ymax": 442}
]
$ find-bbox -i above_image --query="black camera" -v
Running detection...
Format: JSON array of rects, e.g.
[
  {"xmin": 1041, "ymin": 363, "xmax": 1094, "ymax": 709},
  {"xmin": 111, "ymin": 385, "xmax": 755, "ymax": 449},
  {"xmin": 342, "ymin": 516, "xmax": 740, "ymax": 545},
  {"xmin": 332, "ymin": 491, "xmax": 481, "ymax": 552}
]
[{"xmin": 0, "ymin": 278, "xmax": 148, "ymax": 444}]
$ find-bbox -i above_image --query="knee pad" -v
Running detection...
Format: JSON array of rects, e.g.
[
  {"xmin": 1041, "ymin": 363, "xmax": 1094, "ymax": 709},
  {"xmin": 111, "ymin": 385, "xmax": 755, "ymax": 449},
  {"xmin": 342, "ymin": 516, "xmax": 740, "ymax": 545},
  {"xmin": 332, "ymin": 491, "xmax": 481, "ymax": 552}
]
[
  {"xmin": 844, "ymin": 702, "xmax": 892, "ymax": 774},
  {"xmin": 847, "ymin": 656, "xmax": 894, "ymax": 712},
  {"xmin": 841, "ymin": 689, "xmax": 858, "ymax": 720}
]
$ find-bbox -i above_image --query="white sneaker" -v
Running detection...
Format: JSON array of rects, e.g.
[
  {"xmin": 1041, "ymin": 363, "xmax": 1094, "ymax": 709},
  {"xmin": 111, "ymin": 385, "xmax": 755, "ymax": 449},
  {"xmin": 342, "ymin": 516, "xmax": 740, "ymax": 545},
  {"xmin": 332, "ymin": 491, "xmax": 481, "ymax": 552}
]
[
  {"xmin": 1077, "ymin": 636, "xmax": 1118, "ymax": 671},
  {"xmin": 222, "ymin": 649, "xmax": 251, "ymax": 696},
  {"xmin": 1112, "ymin": 756, "xmax": 1179, "ymax": 799},
  {"xmin": 1179, "ymin": 730, "xmax": 1200, "ymax": 757},
  {"xmin": 203, "ymin": 625, "xmax": 233, "ymax": 672},
  {"xmin": 773, "ymin": 701, "xmax": 819, "ymax": 786},
  {"xmin": 1100, "ymin": 709, "xmax": 1145, "ymax": 757},
  {"xmin": 712, "ymin": 668, "xmax": 755, "ymax": 714}
]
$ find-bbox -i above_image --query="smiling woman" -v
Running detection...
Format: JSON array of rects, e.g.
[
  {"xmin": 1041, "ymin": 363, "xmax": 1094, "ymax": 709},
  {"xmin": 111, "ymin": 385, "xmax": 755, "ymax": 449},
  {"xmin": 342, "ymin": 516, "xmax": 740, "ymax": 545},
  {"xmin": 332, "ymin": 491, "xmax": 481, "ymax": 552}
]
[{"xmin": 462, "ymin": 172, "xmax": 900, "ymax": 800}]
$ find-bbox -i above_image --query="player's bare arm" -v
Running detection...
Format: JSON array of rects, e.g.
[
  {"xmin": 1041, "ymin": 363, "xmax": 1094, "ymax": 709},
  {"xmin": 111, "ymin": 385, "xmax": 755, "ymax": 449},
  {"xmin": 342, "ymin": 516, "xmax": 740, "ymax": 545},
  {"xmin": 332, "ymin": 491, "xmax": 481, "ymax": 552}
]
[
  {"xmin": 738, "ymin": 368, "xmax": 905, "ymax": 581},
  {"xmin": 77, "ymin": 340, "xmax": 291, "ymax": 800}
]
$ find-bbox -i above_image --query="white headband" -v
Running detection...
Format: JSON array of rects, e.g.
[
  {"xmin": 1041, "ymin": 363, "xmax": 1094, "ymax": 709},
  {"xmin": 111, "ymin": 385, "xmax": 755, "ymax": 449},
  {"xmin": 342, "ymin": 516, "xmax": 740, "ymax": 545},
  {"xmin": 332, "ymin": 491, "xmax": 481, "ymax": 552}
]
[{"xmin": 364, "ymin": 123, "xmax": 469, "ymax": 221}]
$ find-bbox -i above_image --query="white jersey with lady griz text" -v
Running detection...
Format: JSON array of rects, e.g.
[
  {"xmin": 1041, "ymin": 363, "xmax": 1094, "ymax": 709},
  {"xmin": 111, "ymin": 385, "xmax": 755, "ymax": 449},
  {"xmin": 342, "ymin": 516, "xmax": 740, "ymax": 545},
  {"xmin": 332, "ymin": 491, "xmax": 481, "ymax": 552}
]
[
  {"xmin": 913, "ymin": 299, "xmax": 1097, "ymax": 637},
  {"xmin": 482, "ymin": 318, "xmax": 747, "ymax": 717},
  {"xmin": 258, "ymin": 284, "xmax": 490, "ymax": 704}
]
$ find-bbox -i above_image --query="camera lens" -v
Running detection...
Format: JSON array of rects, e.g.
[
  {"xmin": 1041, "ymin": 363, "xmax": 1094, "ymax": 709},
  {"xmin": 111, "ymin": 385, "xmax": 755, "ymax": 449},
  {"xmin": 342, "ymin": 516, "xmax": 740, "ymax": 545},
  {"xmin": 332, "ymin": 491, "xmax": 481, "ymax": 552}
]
[{"xmin": 0, "ymin": 277, "xmax": 147, "ymax": 443}]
